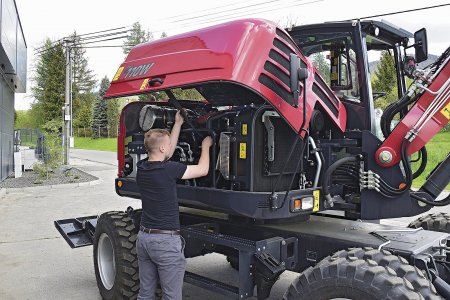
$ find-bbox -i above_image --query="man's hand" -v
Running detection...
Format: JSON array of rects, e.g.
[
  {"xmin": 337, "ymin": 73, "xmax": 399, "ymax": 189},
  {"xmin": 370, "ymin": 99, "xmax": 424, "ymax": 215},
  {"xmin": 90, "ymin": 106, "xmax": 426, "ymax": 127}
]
[
  {"xmin": 202, "ymin": 136, "xmax": 213, "ymax": 148},
  {"xmin": 175, "ymin": 110, "xmax": 184, "ymax": 126}
]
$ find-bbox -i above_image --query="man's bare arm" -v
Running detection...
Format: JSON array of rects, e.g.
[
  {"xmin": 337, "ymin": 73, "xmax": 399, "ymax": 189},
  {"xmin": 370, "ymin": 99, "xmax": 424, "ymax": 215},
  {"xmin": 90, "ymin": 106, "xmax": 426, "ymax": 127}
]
[
  {"xmin": 168, "ymin": 111, "xmax": 184, "ymax": 158},
  {"xmin": 182, "ymin": 137, "xmax": 213, "ymax": 179}
]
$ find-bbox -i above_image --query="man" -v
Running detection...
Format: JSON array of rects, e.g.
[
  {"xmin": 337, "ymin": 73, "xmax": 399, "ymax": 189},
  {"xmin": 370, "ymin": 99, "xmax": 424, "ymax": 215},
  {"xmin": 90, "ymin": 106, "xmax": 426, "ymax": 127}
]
[{"xmin": 136, "ymin": 111, "xmax": 213, "ymax": 300}]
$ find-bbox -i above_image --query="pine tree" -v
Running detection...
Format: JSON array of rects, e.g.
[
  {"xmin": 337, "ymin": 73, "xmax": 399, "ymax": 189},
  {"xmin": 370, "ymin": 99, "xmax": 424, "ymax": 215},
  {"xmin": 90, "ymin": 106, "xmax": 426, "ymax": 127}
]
[
  {"xmin": 311, "ymin": 53, "xmax": 330, "ymax": 83},
  {"xmin": 69, "ymin": 32, "xmax": 97, "ymax": 131},
  {"xmin": 70, "ymin": 32, "xmax": 97, "ymax": 94},
  {"xmin": 122, "ymin": 22, "xmax": 153, "ymax": 55},
  {"xmin": 160, "ymin": 32, "xmax": 168, "ymax": 38},
  {"xmin": 102, "ymin": 76, "xmax": 120, "ymax": 137},
  {"xmin": 31, "ymin": 39, "xmax": 66, "ymax": 125},
  {"xmin": 373, "ymin": 51, "xmax": 396, "ymax": 95},
  {"xmin": 372, "ymin": 51, "xmax": 398, "ymax": 109},
  {"xmin": 73, "ymin": 93, "xmax": 95, "ymax": 130},
  {"xmin": 91, "ymin": 77, "xmax": 109, "ymax": 138}
]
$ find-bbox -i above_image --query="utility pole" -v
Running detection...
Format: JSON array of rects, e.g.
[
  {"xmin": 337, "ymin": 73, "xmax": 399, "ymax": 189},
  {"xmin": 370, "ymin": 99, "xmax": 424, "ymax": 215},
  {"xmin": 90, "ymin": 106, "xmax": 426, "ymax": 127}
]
[{"xmin": 63, "ymin": 40, "xmax": 72, "ymax": 165}]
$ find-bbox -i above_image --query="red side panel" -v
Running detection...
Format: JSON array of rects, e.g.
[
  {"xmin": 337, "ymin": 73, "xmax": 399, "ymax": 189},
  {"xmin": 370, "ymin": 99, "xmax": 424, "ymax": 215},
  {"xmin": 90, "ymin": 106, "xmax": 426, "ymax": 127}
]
[
  {"xmin": 376, "ymin": 59, "xmax": 450, "ymax": 167},
  {"xmin": 105, "ymin": 19, "xmax": 346, "ymax": 134}
]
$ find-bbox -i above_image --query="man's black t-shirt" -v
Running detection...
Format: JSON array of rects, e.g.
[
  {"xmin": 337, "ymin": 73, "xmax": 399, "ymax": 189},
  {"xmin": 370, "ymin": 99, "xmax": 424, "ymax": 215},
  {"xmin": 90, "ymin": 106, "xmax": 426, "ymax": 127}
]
[{"xmin": 136, "ymin": 159, "xmax": 187, "ymax": 230}]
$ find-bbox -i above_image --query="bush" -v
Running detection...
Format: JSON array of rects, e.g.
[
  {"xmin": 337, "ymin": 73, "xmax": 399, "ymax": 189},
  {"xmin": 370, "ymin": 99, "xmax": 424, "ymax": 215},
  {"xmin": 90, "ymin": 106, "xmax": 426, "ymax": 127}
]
[{"xmin": 32, "ymin": 119, "xmax": 63, "ymax": 179}]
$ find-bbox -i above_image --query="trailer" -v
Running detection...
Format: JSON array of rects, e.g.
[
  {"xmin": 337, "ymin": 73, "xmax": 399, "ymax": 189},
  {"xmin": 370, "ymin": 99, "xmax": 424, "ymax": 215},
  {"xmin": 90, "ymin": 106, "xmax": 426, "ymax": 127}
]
[{"xmin": 56, "ymin": 18, "xmax": 450, "ymax": 299}]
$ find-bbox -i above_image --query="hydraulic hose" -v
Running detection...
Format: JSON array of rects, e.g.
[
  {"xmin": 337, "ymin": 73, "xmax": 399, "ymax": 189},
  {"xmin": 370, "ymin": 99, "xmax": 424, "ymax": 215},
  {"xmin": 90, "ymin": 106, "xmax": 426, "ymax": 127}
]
[
  {"xmin": 376, "ymin": 139, "xmax": 413, "ymax": 197},
  {"xmin": 413, "ymin": 147, "xmax": 428, "ymax": 179},
  {"xmin": 411, "ymin": 192, "xmax": 450, "ymax": 207},
  {"xmin": 380, "ymin": 93, "xmax": 413, "ymax": 139},
  {"xmin": 322, "ymin": 156, "xmax": 360, "ymax": 207}
]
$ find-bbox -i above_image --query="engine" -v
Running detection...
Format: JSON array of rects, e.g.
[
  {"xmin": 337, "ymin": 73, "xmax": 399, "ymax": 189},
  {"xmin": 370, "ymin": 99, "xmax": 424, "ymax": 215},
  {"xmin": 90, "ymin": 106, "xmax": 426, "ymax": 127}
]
[{"xmin": 121, "ymin": 102, "xmax": 319, "ymax": 193}]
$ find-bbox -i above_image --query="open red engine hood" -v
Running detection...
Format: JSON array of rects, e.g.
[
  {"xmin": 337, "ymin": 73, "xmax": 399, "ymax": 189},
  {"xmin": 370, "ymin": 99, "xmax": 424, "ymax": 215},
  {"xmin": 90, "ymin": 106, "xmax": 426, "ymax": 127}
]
[{"xmin": 105, "ymin": 18, "xmax": 346, "ymax": 133}]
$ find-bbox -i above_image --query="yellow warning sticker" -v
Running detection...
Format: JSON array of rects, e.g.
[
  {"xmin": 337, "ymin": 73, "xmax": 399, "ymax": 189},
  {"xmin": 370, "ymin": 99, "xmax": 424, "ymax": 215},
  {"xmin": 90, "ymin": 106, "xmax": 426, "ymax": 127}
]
[
  {"xmin": 313, "ymin": 190, "xmax": 320, "ymax": 212},
  {"xmin": 113, "ymin": 67, "xmax": 124, "ymax": 81},
  {"xmin": 441, "ymin": 102, "xmax": 450, "ymax": 120},
  {"xmin": 330, "ymin": 73, "xmax": 338, "ymax": 80},
  {"xmin": 140, "ymin": 78, "xmax": 149, "ymax": 90},
  {"xmin": 239, "ymin": 143, "xmax": 247, "ymax": 159},
  {"xmin": 242, "ymin": 124, "xmax": 248, "ymax": 136}
]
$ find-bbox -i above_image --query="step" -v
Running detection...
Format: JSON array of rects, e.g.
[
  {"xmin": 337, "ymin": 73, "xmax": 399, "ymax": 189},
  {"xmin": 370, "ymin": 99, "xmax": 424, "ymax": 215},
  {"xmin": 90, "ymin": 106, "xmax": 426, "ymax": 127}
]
[
  {"xmin": 184, "ymin": 271, "xmax": 239, "ymax": 299},
  {"xmin": 182, "ymin": 224, "xmax": 256, "ymax": 251}
]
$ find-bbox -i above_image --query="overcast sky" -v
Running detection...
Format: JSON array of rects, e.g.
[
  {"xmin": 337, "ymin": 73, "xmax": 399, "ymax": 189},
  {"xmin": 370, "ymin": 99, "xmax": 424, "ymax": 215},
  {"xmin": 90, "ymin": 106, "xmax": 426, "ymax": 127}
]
[{"xmin": 14, "ymin": 0, "xmax": 450, "ymax": 110}]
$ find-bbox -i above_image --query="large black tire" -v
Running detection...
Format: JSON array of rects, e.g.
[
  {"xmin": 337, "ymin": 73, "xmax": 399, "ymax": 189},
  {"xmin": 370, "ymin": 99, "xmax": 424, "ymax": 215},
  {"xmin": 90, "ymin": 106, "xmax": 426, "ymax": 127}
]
[
  {"xmin": 408, "ymin": 213, "xmax": 450, "ymax": 233},
  {"xmin": 283, "ymin": 249, "xmax": 422, "ymax": 300},
  {"xmin": 330, "ymin": 247, "xmax": 442, "ymax": 300},
  {"xmin": 93, "ymin": 211, "xmax": 139, "ymax": 300}
]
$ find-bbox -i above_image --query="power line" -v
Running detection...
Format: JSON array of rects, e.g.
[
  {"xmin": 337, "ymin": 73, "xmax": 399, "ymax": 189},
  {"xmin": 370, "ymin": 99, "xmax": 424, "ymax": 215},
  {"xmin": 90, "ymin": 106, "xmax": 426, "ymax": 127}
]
[
  {"xmin": 76, "ymin": 30, "xmax": 131, "ymax": 42},
  {"xmin": 34, "ymin": 41, "xmax": 64, "ymax": 55},
  {"xmin": 72, "ymin": 45, "xmax": 132, "ymax": 49},
  {"xmin": 35, "ymin": 30, "xmax": 130, "ymax": 55},
  {"xmin": 73, "ymin": 26, "xmax": 129, "ymax": 38},
  {"xmin": 77, "ymin": 35, "xmax": 130, "ymax": 45},
  {"xmin": 170, "ymin": 0, "xmax": 289, "ymax": 23},
  {"xmin": 345, "ymin": 3, "xmax": 450, "ymax": 21},
  {"xmin": 151, "ymin": 0, "xmax": 322, "ymax": 34},
  {"xmin": 34, "ymin": 26, "xmax": 130, "ymax": 52},
  {"xmin": 180, "ymin": 0, "xmax": 322, "ymax": 27},
  {"xmin": 164, "ymin": 0, "xmax": 247, "ymax": 20}
]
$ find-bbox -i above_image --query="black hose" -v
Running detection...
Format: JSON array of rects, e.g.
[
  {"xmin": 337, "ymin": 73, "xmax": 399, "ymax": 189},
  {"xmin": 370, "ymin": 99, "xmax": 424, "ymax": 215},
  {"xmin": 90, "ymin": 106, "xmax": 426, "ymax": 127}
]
[
  {"xmin": 380, "ymin": 93, "xmax": 412, "ymax": 138},
  {"xmin": 411, "ymin": 191, "xmax": 450, "ymax": 207},
  {"xmin": 413, "ymin": 147, "xmax": 428, "ymax": 179},
  {"xmin": 376, "ymin": 139, "xmax": 413, "ymax": 197},
  {"xmin": 322, "ymin": 156, "xmax": 360, "ymax": 199}
]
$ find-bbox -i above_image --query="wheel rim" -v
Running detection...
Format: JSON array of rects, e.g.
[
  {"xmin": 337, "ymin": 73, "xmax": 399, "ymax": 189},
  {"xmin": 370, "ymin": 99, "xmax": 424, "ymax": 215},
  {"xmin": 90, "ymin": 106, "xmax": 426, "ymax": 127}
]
[{"xmin": 98, "ymin": 233, "xmax": 116, "ymax": 290}]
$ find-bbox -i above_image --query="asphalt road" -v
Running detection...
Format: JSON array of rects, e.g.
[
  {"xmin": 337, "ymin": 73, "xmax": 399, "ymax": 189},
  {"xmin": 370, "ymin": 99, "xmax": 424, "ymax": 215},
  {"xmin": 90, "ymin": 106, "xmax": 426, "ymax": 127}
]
[{"xmin": 0, "ymin": 148, "xmax": 448, "ymax": 300}]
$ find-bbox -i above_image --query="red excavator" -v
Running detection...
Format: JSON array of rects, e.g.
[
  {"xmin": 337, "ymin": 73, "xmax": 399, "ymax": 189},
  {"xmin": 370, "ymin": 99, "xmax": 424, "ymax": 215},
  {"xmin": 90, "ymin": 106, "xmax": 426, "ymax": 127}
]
[{"xmin": 56, "ymin": 18, "xmax": 450, "ymax": 299}]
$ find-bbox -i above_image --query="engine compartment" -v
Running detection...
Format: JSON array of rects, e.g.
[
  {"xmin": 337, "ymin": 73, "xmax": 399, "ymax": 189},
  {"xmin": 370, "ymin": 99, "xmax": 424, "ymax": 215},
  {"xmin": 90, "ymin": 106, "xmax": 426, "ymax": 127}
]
[{"xmin": 121, "ymin": 101, "xmax": 314, "ymax": 193}]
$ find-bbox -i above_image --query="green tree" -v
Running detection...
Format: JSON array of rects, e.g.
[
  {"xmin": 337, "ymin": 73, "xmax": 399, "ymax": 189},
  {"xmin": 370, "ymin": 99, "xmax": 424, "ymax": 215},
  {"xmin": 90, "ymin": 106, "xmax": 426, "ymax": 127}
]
[
  {"xmin": 92, "ymin": 78, "xmax": 109, "ymax": 138},
  {"xmin": 70, "ymin": 32, "xmax": 97, "ymax": 94},
  {"xmin": 310, "ymin": 53, "xmax": 330, "ymax": 83},
  {"xmin": 15, "ymin": 110, "xmax": 39, "ymax": 129},
  {"xmin": 160, "ymin": 32, "xmax": 168, "ymax": 38},
  {"xmin": 373, "ymin": 51, "xmax": 396, "ymax": 94},
  {"xmin": 100, "ymin": 76, "xmax": 121, "ymax": 137},
  {"xmin": 372, "ymin": 51, "xmax": 398, "ymax": 110},
  {"xmin": 73, "ymin": 93, "xmax": 95, "ymax": 133},
  {"xmin": 122, "ymin": 22, "xmax": 153, "ymax": 55},
  {"xmin": 31, "ymin": 39, "xmax": 66, "ymax": 125},
  {"xmin": 69, "ymin": 32, "xmax": 97, "ymax": 131}
]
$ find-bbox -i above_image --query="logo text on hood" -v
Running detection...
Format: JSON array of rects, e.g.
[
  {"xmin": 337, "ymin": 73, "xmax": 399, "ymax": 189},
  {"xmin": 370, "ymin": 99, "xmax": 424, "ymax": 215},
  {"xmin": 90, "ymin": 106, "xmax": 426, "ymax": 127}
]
[{"xmin": 124, "ymin": 63, "xmax": 155, "ymax": 79}]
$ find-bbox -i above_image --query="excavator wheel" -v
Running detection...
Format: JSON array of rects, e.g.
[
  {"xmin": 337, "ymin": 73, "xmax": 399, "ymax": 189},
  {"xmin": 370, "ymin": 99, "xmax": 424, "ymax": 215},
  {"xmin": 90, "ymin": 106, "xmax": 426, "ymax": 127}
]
[
  {"xmin": 328, "ymin": 247, "xmax": 442, "ymax": 300},
  {"xmin": 93, "ymin": 211, "xmax": 139, "ymax": 300},
  {"xmin": 283, "ymin": 249, "xmax": 427, "ymax": 300},
  {"xmin": 408, "ymin": 212, "xmax": 450, "ymax": 233}
]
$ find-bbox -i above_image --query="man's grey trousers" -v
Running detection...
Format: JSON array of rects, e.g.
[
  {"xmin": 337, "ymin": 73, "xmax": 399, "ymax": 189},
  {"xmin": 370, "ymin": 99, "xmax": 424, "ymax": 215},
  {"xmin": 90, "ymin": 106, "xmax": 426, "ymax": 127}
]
[{"xmin": 137, "ymin": 231, "xmax": 186, "ymax": 300}]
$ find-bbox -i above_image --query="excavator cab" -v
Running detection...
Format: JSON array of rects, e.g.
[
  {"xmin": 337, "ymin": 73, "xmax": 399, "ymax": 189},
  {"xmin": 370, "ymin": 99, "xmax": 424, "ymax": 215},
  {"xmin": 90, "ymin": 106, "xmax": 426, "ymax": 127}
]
[{"xmin": 289, "ymin": 20, "xmax": 428, "ymax": 133}]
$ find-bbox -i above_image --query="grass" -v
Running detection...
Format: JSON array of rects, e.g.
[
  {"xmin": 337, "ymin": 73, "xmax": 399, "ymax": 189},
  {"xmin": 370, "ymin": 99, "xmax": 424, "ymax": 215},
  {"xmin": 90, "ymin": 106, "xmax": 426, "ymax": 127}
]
[
  {"xmin": 73, "ymin": 131, "xmax": 449, "ymax": 189},
  {"xmin": 412, "ymin": 131, "xmax": 450, "ymax": 189},
  {"xmin": 74, "ymin": 137, "xmax": 117, "ymax": 152}
]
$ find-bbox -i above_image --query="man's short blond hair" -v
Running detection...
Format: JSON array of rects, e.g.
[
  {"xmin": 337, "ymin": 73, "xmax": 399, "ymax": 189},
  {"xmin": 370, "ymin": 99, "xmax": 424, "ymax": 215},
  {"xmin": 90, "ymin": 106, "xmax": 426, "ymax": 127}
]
[{"xmin": 144, "ymin": 129, "xmax": 170, "ymax": 154}]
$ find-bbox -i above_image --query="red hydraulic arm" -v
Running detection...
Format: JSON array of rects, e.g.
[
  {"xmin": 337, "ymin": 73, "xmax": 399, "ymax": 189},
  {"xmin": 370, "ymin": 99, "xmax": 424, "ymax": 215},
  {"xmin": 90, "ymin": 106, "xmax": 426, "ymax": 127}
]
[{"xmin": 376, "ymin": 56, "xmax": 450, "ymax": 167}]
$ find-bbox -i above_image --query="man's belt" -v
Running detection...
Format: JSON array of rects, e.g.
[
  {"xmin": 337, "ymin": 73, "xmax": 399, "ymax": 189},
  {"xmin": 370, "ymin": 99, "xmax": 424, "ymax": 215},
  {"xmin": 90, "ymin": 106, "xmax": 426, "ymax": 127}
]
[{"xmin": 140, "ymin": 226, "xmax": 180, "ymax": 235}]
